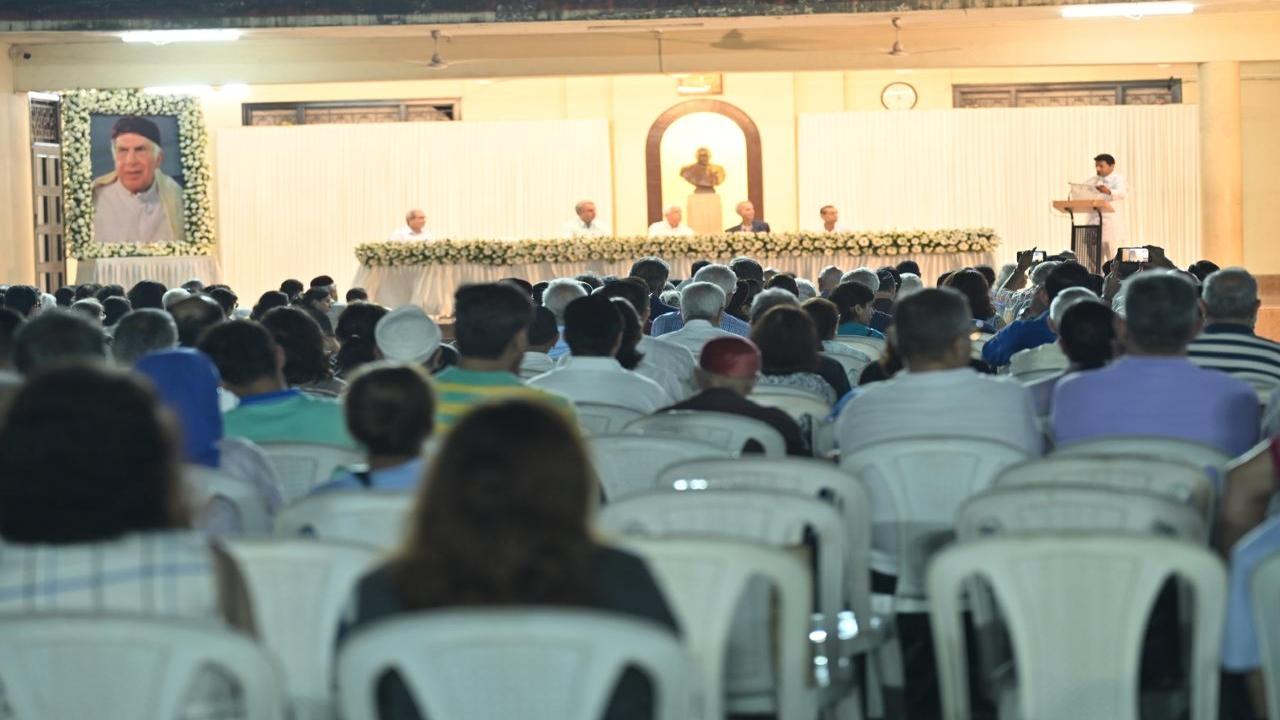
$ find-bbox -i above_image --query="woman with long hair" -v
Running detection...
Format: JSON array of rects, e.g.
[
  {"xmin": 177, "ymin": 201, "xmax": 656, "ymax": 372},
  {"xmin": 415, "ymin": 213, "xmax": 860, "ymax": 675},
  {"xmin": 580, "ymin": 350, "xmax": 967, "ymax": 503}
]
[
  {"xmin": 343, "ymin": 400, "xmax": 678, "ymax": 720},
  {"xmin": 944, "ymin": 267, "xmax": 1005, "ymax": 333}
]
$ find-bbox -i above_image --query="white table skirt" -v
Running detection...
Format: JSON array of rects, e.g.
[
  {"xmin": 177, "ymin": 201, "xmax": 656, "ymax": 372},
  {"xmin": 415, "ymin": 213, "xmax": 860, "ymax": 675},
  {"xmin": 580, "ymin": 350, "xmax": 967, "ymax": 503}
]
[
  {"xmin": 353, "ymin": 251, "xmax": 993, "ymax": 318},
  {"xmin": 76, "ymin": 256, "xmax": 223, "ymax": 290}
]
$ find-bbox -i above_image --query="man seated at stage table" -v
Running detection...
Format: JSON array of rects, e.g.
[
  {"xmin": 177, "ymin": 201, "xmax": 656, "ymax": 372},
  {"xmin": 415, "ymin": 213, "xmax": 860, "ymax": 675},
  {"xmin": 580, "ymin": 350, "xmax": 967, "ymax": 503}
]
[
  {"xmin": 561, "ymin": 200, "xmax": 610, "ymax": 239},
  {"xmin": 387, "ymin": 209, "xmax": 434, "ymax": 241},
  {"xmin": 648, "ymin": 205, "xmax": 695, "ymax": 238},
  {"xmin": 819, "ymin": 205, "xmax": 846, "ymax": 233},
  {"xmin": 725, "ymin": 200, "xmax": 770, "ymax": 234},
  {"xmin": 650, "ymin": 263, "xmax": 750, "ymax": 337},
  {"xmin": 92, "ymin": 116, "xmax": 185, "ymax": 245}
]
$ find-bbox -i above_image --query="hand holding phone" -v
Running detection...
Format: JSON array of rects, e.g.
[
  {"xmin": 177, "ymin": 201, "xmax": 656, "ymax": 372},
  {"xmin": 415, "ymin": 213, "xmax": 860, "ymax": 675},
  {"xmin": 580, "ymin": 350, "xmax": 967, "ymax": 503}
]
[
  {"xmin": 1120, "ymin": 247, "xmax": 1149, "ymax": 263},
  {"xmin": 1030, "ymin": 250, "xmax": 1047, "ymax": 263}
]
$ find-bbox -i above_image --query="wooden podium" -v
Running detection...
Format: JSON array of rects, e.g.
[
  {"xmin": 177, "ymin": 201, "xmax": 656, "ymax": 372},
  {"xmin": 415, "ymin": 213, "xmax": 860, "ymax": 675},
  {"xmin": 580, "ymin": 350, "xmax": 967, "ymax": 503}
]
[{"xmin": 1053, "ymin": 199, "xmax": 1113, "ymax": 273}]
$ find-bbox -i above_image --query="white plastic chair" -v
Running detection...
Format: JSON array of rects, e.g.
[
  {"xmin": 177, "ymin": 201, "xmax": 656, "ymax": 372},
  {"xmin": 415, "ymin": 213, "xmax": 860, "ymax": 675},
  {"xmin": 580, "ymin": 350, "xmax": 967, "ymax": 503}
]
[
  {"xmin": 599, "ymin": 490, "xmax": 850, "ymax": 716},
  {"xmin": 1248, "ymin": 552, "xmax": 1280, "ymax": 720},
  {"xmin": 275, "ymin": 491, "xmax": 414, "ymax": 550},
  {"xmin": 834, "ymin": 335, "xmax": 886, "ymax": 360},
  {"xmin": 824, "ymin": 351, "xmax": 872, "ymax": 387},
  {"xmin": 574, "ymin": 402, "xmax": 646, "ymax": 436},
  {"xmin": 957, "ymin": 484, "xmax": 1208, "ymax": 544},
  {"xmin": 227, "ymin": 539, "xmax": 381, "ymax": 720},
  {"xmin": 0, "ymin": 615, "xmax": 286, "ymax": 720},
  {"xmin": 993, "ymin": 455, "xmax": 1216, "ymax": 532},
  {"xmin": 587, "ymin": 434, "xmax": 731, "ymax": 502},
  {"xmin": 927, "ymin": 536, "xmax": 1225, "ymax": 720},
  {"xmin": 623, "ymin": 537, "xmax": 816, "ymax": 720},
  {"xmin": 183, "ymin": 464, "xmax": 273, "ymax": 536},
  {"xmin": 1008, "ymin": 344, "xmax": 1068, "ymax": 384},
  {"xmin": 336, "ymin": 608, "xmax": 698, "ymax": 720},
  {"xmin": 1052, "ymin": 435, "xmax": 1231, "ymax": 483},
  {"xmin": 259, "ymin": 443, "xmax": 363, "ymax": 503},
  {"xmin": 625, "ymin": 410, "xmax": 787, "ymax": 458},
  {"xmin": 748, "ymin": 386, "xmax": 835, "ymax": 457}
]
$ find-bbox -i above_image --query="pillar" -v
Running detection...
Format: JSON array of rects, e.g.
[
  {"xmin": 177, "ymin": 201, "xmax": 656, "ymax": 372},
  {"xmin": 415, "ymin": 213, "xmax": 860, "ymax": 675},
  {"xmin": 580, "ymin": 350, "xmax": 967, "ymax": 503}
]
[
  {"xmin": 1199, "ymin": 61, "xmax": 1244, "ymax": 266},
  {"xmin": 0, "ymin": 44, "xmax": 35, "ymax": 285}
]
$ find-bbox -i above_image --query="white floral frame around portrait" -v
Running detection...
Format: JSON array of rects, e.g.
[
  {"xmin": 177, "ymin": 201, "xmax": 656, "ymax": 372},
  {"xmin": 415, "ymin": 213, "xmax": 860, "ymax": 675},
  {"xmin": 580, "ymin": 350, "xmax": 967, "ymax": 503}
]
[{"xmin": 60, "ymin": 89, "xmax": 216, "ymax": 259}]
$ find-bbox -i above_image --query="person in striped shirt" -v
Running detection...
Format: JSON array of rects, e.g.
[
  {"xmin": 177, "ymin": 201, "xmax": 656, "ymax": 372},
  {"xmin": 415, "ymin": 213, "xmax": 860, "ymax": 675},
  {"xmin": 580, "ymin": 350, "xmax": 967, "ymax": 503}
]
[
  {"xmin": 433, "ymin": 282, "xmax": 572, "ymax": 433},
  {"xmin": 1188, "ymin": 267, "xmax": 1280, "ymax": 395}
]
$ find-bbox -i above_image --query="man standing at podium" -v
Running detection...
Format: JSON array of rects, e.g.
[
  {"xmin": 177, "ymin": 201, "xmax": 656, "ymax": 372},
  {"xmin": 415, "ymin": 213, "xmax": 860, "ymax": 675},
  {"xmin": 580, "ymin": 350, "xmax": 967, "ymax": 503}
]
[{"xmin": 1084, "ymin": 153, "xmax": 1129, "ymax": 256}]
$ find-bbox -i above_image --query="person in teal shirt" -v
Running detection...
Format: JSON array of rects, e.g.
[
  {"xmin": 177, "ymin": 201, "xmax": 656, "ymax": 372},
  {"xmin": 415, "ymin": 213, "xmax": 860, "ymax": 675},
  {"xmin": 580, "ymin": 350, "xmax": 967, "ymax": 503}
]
[
  {"xmin": 198, "ymin": 319, "xmax": 355, "ymax": 449},
  {"xmin": 830, "ymin": 281, "xmax": 887, "ymax": 339}
]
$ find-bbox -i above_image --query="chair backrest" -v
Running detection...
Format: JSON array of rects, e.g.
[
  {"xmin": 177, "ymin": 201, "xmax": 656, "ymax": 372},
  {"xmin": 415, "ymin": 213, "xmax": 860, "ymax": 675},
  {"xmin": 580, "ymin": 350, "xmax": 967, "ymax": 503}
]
[
  {"xmin": 625, "ymin": 410, "xmax": 787, "ymax": 458},
  {"xmin": 993, "ymin": 455, "xmax": 1216, "ymax": 530},
  {"xmin": 274, "ymin": 491, "xmax": 414, "ymax": 551},
  {"xmin": 587, "ymin": 434, "xmax": 731, "ymax": 502},
  {"xmin": 183, "ymin": 464, "xmax": 273, "ymax": 536},
  {"xmin": 957, "ymin": 484, "xmax": 1207, "ymax": 544},
  {"xmin": 1009, "ymin": 345, "xmax": 1068, "ymax": 383},
  {"xmin": 748, "ymin": 385, "xmax": 832, "ymax": 421},
  {"xmin": 622, "ymin": 537, "xmax": 815, "ymax": 720},
  {"xmin": 226, "ymin": 539, "xmax": 380, "ymax": 720},
  {"xmin": 1249, "ymin": 552, "xmax": 1280, "ymax": 720},
  {"xmin": 1052, "ymin": 436, "xmax": 1230, "ymax": 483},
  {"xmin": 655, "ymin": 457, "xmax": 872, "ymax": 620},
  {"xmin": 0, "ymin": 615, "xmax": 286, "ymax": 720},
  {"xmin": 337, "ymin": 608, "xmax": 698, "ymax": 720},
  {"xmin": 824, "ymin": 351, "xmax": 872, "ymax": 386},
  {"xmin": 927, "ymin": 536, "xmax": 1225, "ymax": 720},
  {"xmin": 840, "ymin": 436, "xmax": 1030, "ymax": 598},
  {"xmin": 574, "ymin": 402, "xmax": 646, "ymax": 436},
  {"xmin": 834, "ymin": 335, "xmax": 886, "ymax": 360},
  {"xmin": 259, "ymin": 443, "xmax": 364, "ymax": 503}
]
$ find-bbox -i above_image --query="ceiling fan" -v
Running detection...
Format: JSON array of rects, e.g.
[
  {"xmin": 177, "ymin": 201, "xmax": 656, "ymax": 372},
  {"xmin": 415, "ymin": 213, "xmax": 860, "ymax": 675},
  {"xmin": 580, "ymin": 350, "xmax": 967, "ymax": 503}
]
[
  {"xmin": 874, "ymin": 17, "xmax": 961, "ymax": 57},
  {"xmin": 404, "ymin": 30, "xmax": 485, "ymax": 70}
]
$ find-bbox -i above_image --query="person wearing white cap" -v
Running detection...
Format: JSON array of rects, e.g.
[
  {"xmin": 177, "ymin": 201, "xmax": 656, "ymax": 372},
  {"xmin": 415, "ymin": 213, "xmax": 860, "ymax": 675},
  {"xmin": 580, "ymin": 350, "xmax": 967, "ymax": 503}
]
[
  {"xmin": 161, "ymin": 287, "xmax": 190, "ymax": 310},
  {"xmin": 375, "ymin": 305, "xmax": 443, "ymax": 368}
]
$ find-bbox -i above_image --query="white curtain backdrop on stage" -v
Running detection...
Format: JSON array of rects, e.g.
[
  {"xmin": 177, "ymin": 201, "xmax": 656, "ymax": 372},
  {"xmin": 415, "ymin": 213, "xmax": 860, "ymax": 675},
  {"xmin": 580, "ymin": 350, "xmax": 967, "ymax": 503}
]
[
  {"xmin": 215, "ymin": 119, "xmax": 613, "ymax": 297},
  {"xmin": 797, "ymin": 105, "xmax": 1200, "ymax": 270}
]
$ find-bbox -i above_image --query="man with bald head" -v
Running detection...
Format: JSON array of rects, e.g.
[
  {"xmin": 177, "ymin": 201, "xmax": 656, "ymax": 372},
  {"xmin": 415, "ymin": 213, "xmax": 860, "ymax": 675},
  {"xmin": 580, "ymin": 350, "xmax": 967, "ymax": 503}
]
[
  {"xmin": 388, "ymin": 209, "xmax": 434, "ymax": 241},
  {"xmin": 92, "ymin": 116, "xmax": 185, "ymax": 244}
]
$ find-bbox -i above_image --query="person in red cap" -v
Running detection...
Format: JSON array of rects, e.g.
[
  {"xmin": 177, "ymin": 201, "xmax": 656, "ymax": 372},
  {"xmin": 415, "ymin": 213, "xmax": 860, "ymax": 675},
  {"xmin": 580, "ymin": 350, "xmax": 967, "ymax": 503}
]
[
  {"xmin": 656, "ymin": 336, "xmax": 807, "ymax": 456},
  {"xmin": 92, "ymin": 115, "xmax": 185, "ymax": 245}
]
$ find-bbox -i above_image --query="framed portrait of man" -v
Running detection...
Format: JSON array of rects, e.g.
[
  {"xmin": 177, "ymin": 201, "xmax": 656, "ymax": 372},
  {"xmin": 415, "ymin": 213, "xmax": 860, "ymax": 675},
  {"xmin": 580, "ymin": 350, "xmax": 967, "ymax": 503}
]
[{"xmin": 89, "ymin": 114, "xmax": 187, "ymax": 245}]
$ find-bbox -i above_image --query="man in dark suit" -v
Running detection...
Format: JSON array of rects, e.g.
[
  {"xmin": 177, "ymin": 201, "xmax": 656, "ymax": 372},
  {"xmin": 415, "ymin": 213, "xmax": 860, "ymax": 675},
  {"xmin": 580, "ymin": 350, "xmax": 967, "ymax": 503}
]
[{"xmin": 725, "ymin": 200, "xmax": 770, "ymax": 234}]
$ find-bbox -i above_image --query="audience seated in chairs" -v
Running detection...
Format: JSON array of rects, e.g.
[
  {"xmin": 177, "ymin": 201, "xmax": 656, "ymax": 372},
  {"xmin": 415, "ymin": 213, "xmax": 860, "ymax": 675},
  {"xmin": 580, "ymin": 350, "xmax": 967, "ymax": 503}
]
[
  {"xmin": 983, "ymin": 260, "xmax": 1091, "ymax": 367},
  {"xmin": 541, "ymin": 277, "xmax": 588, "ymax": 360},
  {"xmin": 334, "ymin": 301, "xmax": 390, "ymax": 379},
  {"xmin": 250, "ymin": 290, "xmax": 289, "ymax": 321},
  {"xmin": 261, "ymin": 306, "xmax": 346, "ymax": 398},
  {"xmin": 1054, "ymin": 270, "xmax": 1260, "ymax": 456},
  {"xmin": 654, "ymin": 281, "xmax": 736, "ymax": 359},
  {"xmin": 837, "ymin": 287, "xmax": 1043, "ymax": 456},
  {"xmin": 372, "ymin": 305, "xmax": 441, "ymax": 375},
  {"xmin": 111, "ymin": 308, "xmax": 179, "ymax": 365},
  {"xmin": 829, "ymin": 280, "xmax": 885, "ymax": 339},
  {"xmin": 629, "ymin": 256, "xmax": 677, "ymax": 323},
  {"xmin": 169, "ymin": 294, "xmax": 226, "ymax": 348},
  {"xmin": 804, "ymin": 297, "xmax": 873, "ymax": 367},
  {"xmin": 311, "ymin": 362, "xmax": 435, "ymax": 494},
  {"xmin": 518, "ymin": 306, "xmax": 560, "ymax": 380},
  {"xmin": 433, "ymin": 282, "xmax": 572, "ymax": 434},
  {"xmin": 656, "ymin": 336, "xmax": 807, "ymax": 456},
  {"xmin": 752, "ymin": 305, "xmax": 842, "ymax": 404},
  {"xmin": 0, "ymin": 363, "xmax": 257, "ymax": 715},
  {"xmin": 650, "ymin": 263, "xmax": 749, "ymax": 337},
  {"xmin": 1188, "ymin": 267, "xmax": 1280, "ymax": 395},
  {"xmin": 341, "ymin": 399, "xmax": 678, "ymax": 720},
  {"xmin": 610, "ymin": 298, "xmax": 686, "ymax": 402},
  {"xmin": 840, "ymin": 268, "xmax": 893, "ymax": 333},
  {"xmin": 529, "ymin": 294, "xmax": 672, "ymax": 414},
  {"xmin": 873, "ymin": 267, "xmax": 898, "ymax": 317},
  {"xmin": 1027, "ymin": 298, "xmax": 1116, "ymax": 418},
  {"xmin": 198, "ymin": 319, "xmax": 355, "ymax": 449},
  {"xmin": 595, "ymin": 278, "xmax": 696, "ymax": 387},
  {"xmin": 12, "ymin": 309, "xmax": 108, "ymax": 375},
  {"xmin": 943, "ymin": 267, "xmax": 1005, "ymax": 333}
]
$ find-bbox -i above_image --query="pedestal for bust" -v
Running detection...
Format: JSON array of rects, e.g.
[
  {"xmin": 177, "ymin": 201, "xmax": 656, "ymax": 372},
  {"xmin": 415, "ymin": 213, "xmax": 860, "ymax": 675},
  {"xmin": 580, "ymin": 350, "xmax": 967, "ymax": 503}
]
[{"xmin": 687, "ymin": 190, "xmax": 722, "ymax": 236}]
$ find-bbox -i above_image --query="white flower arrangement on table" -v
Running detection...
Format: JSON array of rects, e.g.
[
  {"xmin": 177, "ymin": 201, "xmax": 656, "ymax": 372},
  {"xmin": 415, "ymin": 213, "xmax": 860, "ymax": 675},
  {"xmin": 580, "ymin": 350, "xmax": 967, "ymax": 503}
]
[
  {"xmin": 60, "ymin": 89, "xmax": 216, "ymax": 259},
  {"xmin": 355, "ymin": 229, "xmax": 1000, "ymax": 267}
]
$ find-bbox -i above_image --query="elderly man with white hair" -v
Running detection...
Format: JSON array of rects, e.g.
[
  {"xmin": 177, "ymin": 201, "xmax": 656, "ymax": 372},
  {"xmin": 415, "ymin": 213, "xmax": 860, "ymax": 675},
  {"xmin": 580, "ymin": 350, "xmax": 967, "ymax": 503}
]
[
  {"xmin": 656, "ymin": 282, "xmax": 737, "ymax": 359},
  {"xmin": 541, "ymin": 277, "xmax": 588, "ymax": 359},
  {"xmin": 650, "ymin": 263, "xmax": 750, "ymax": 337},
  {"xmin": 1187, "ymin": 268, "xmax": 1280, "ymax": 395},
  {"xmin": 648, "ymin": 205, "xmax": 695, "ymax": 238},
  {"xmin": 388, "ymin": 209, "xmax": 434, "ymax": 241},
  {"xmin": 562, "ymin": 200, "xmax": 609, "ymax": 238}
]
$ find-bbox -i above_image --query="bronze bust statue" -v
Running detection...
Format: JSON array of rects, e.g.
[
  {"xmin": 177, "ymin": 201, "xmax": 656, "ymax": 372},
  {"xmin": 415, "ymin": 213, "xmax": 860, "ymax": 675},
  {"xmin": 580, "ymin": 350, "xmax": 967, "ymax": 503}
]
[{"xmin": 680, "ymin": 147, "xmax": 726, "ymax": 193}]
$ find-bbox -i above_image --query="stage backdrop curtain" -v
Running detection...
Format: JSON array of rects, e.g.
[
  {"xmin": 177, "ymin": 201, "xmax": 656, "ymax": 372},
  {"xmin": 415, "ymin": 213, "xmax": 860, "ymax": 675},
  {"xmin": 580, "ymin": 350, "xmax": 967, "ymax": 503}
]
[
  {"xmin": 215, "ymin": 119, "xmax": 613, "ymax": 298},
  {"xmin": 797, "ymin": 105, "xmax": 1200, "ymax": 269}
]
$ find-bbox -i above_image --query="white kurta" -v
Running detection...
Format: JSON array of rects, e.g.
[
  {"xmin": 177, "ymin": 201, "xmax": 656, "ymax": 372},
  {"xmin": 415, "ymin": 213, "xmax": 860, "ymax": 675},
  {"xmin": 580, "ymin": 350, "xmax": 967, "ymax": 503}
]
[
  {"xmin": 647, "ymin": 221, "xmax": 695, "ymax": 238},
  {"xmin": 561, "ymin": 218, "xmax": 610, "ymax": 239},
  {"xmin": 388, "ymin": 226, "xmax": 434, "ymax": 241},
  {"xmin": 1082, "ymin": 172, "xmax": 1129, "ymax": 255},
  {"xmin": 92, "ymin": 174, "xmax": 181, "ymax": 245}
]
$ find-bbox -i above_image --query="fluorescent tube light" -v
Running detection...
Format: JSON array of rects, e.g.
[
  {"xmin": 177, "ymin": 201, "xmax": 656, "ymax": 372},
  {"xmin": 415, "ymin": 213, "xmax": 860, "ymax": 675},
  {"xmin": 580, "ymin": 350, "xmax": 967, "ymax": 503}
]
[
  {"xmin": 1061, "ymin": 2, "xmax": 1194, "ymax": 18},
  {"xmin": 121, "ymin": 29, "xmax": 242, "ymax": 45}
]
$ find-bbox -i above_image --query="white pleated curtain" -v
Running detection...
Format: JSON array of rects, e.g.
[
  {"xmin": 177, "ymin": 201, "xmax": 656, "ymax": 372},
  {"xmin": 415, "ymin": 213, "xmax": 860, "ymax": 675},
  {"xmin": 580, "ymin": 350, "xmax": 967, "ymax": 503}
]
[
  {"xmin": 797, "ymin": 105, "xmax": 1200, "ymax": 271},
  {"xmin": 215, "ymin": 119, "xmax": 613, "ymax": 298}
]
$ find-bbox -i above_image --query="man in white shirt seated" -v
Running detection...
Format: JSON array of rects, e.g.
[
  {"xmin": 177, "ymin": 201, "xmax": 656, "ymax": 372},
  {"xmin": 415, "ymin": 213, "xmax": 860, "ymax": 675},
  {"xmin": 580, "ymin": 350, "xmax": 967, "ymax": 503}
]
[
  {"xmin": 542, "ymin": 278, "xmax": 588, "ymax": 360},
  {"xmin": 819, "ymin": 205, "xmax": 846, "ymax": 233},
  {"xmin": 657, "ymin": 282, "xmax": 737, "ymax": 360},
  {"xmin": 595, "ymin": 279, "xmax": 696, "ymax": 390},
  {"xmin": 561, "ymin": 200, "xmax": 609, "ymax": 239},
  {"xmin": 518, "ymin": 306, "xmax": 560, "ymax": 380},
  {"xmin": 387, "ymin": 209, "xmax": 434, "ymax": 241},
  {"xmin": 528, "ymin": 295, "xmax": 672, "ymax": 414},
  {"xmin": 648, "ymin": 205, "xmax": 695, "ymax": 238},
  {"xmin": 836, "ymin": 287, "xmax": 1043, "ymax": 457}
]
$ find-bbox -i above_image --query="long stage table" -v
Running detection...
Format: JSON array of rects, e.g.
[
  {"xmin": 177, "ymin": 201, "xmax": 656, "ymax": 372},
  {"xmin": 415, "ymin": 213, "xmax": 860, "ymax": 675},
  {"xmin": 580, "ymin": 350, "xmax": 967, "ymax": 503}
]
[
  {"xmin": 354, "ymin": 251, "xmax": 993, "ymax": 318},
  {"xmin": 76, "ymin": 256, "xmax": 223, "ymax": 290}
]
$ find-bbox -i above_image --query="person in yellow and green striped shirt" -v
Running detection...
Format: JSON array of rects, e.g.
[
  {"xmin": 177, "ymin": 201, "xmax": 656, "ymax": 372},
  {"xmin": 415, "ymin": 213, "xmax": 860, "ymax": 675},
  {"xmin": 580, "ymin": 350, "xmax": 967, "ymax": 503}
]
[{"xmin": 434, "ymin": 283, "xmax": 573, "ymax": 433}]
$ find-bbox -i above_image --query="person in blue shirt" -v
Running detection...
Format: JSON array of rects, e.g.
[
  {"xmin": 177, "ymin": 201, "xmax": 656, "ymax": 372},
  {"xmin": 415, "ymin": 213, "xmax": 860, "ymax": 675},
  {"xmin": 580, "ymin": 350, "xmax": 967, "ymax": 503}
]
[
  {"xmin": 829, "ymin": 281, "xmax": 886, "ymax": 339},
  {"xmin": 982, "ymin": 261, "xmax": 1091, "ymax": 367},
  {"xmin": 312, "ymin": 363, "xmax": 435, "ymax": 494},
  {"xmin": 651, "ymin": 263, "xmax": 751, "ymax": 337}
]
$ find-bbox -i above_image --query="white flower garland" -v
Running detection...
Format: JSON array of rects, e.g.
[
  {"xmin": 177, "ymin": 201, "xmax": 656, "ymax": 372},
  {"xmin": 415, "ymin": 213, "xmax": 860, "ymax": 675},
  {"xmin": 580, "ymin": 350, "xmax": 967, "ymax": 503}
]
[
  {"xmin": 60, "ymin": 89, "xmax": 216, "ymax": 259},
  {"xmin": 356, "ymin": 229, "xmax": 999, "ymax": 267}
]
